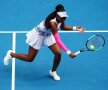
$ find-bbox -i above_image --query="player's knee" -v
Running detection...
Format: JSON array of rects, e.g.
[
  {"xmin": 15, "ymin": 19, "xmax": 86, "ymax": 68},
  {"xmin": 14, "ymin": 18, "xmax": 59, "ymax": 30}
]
[{"xmin": 55, "ymin": 51, "xmax": 61, "ymax": 58}]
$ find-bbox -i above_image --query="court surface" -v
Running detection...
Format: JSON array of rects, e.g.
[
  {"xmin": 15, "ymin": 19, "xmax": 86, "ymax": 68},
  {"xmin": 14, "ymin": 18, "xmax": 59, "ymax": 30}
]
[{"xmin": 0, "ymin": 31, "xmax": 108, "ymax": 90}]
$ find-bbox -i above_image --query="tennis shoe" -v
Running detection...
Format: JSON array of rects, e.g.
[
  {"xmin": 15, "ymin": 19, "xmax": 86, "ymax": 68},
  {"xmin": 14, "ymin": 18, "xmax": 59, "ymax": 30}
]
[
  {"xmin": 50, "ymin": 70, "xmax": 60, "ymax": 81},
  {"xmin": 4, "ymin": 50, "xmax": 13, "ymax": 65}
]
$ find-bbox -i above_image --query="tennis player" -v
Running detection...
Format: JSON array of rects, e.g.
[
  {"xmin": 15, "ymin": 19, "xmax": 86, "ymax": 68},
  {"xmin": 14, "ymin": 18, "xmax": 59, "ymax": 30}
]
[{"xmin": 4, "ymin": 4, "xmax": 84, "ymax": 81}]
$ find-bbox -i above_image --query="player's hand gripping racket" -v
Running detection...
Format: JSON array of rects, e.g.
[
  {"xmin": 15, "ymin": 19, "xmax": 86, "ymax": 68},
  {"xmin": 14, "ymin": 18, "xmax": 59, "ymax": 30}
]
[{"xmin": 75, "ymin": 35, "xmax": 105, "ymax": 55}]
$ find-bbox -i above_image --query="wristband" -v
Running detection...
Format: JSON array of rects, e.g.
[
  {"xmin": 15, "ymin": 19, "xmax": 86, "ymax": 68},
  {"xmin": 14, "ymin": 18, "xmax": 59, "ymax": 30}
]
[
  {"xmin": 66, "ymin": 50, "xmax": 71, "ymax": 55},
  {"xmin": 73, "ymin": 26, "xmax": 77, "ymax": 31}
]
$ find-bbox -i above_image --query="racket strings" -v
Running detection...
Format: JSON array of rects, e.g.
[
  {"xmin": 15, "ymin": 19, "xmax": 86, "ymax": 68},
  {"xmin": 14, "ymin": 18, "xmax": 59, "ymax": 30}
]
[
  {"xmin": 92, "ymin": 37, "xmax": 102, "ymax": 48},
  {"xmin": 87, "ymin": 35, "xmax": 105, "ymax": 50}
]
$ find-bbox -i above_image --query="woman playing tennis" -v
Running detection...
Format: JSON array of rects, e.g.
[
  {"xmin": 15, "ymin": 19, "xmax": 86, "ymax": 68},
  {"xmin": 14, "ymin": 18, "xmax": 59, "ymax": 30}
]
[{"xmin": 4, "ymin": 4, "xmax": 84, "ymax": 81}]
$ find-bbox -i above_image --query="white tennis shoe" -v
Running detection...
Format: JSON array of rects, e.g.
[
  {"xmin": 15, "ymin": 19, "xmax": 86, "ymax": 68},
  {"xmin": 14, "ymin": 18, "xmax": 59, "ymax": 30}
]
[
  {"xmin": 50, "ymin": 70, "xmax": 60, "ymax": 81},
  {"xmin": 4, "ymin": 50, "xmax": 13, "ymax": 65}
]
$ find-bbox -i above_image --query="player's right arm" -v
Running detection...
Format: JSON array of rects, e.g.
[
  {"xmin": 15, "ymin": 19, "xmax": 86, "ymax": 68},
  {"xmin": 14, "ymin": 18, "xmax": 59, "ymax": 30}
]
[{"xmin": 50, "ymin": 22, "xmax": 75, "ymax": 58}]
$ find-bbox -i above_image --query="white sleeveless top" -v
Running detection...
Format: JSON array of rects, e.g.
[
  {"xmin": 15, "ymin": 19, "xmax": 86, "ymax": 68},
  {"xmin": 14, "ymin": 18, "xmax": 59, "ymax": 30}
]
[{"xmin": 35, "ymin": 18, "xmax": 61, "ymax": 32}]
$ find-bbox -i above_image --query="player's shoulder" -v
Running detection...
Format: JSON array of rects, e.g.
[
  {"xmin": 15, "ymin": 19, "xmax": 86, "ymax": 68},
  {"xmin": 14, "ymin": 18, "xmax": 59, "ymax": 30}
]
[
  {"xmin": 50, "ymin": 21, "xmax": 56, "ymax": 27},
  {"xmin": 50, "ymin": 18, "xmax": 57, "ymax": 24}
]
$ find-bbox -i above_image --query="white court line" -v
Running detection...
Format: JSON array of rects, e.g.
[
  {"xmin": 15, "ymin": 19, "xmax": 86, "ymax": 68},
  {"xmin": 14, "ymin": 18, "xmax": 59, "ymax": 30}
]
[
  {"xmin": 0, "ymin": 30, "xmax": 108, "ymax": 33},
  {"xmin": 11, "ymin": 32, "xmax": 16, "ymax": 90},
  {"xmin": 59, "ymin": 30, "xmax": 108, "ymax": 33}
]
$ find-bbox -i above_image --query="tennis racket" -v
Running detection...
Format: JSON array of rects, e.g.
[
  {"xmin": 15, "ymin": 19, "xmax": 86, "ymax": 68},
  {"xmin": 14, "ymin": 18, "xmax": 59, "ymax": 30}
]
[{"xmin": 75, "ymin": 35, "xmax": 105, "ymax": 55}]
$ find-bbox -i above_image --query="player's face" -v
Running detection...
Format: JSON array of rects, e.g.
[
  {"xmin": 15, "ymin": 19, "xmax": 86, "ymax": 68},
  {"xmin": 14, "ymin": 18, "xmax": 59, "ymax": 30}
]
[{"xmin": 56, "ymin": 15, "xmax": 66, "ymax": 23}]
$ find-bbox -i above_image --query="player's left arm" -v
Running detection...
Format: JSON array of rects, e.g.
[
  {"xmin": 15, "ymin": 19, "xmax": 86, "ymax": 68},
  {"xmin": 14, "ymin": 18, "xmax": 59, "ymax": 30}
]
[{"xmin": 60, "ymin": 21, "xmax": 84, "ymax": 33}]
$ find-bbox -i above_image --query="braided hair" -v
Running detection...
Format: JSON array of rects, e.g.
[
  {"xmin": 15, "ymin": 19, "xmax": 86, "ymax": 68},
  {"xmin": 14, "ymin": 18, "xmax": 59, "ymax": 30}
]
[{"xmin": 45, "ymin": 4, "xmax": 65, "ymax": 28}]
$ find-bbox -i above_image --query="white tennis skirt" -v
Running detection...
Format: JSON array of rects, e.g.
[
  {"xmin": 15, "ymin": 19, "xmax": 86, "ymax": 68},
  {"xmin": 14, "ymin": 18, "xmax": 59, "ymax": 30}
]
[{"xmin": 26, "ymin": 28, "xmax": 56, "ymax": 50}]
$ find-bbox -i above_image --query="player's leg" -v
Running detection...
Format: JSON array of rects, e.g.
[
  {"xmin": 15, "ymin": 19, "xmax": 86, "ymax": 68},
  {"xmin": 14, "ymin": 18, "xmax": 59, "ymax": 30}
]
[
  {"xmin": 11, "ymin": 46, "xmax": 38, "ymax": 62},
  {"xmin": 4, "ymin": 46, "xmax": 38, "ymax": 65},
  {"xmin": 48, "ymin": 43, "xmax": 61, "ymax": 80},
  {"xmin": 49, "ymin": 43, "xmax": 61, "ymax": 71}
]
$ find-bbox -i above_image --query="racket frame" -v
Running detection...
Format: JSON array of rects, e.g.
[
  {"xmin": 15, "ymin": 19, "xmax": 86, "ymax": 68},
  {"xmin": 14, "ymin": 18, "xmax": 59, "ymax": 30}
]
[
  {"xmin": 75, "ymin": 35, "xmax": 105, "ymax": 55},
  {"xmin": 86, "ymin": 35, "xmax": 105, "ymax": 51}
]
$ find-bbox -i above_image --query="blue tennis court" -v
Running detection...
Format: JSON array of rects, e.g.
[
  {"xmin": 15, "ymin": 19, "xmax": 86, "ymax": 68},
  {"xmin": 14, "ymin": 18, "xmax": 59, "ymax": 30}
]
[
  {"xmin": 0, "ymin": 31, "xmax": 108, "ymax": 90},
  {"xmin": 0, "ymin": 0, "xmax": 108, "ymax": 90}
]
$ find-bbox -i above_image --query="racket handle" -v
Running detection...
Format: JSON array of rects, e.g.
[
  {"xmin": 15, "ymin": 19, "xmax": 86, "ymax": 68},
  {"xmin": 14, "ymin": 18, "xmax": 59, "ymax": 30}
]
[{"xmin": 75, "ymin": 51, "xmax": 81, "ymax": 55}]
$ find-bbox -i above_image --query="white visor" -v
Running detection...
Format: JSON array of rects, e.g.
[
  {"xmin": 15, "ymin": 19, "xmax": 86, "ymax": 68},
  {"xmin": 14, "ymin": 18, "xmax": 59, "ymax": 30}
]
[{"xmin": 57, "ymin": 11, "xmax": 68, "ymax": 17}]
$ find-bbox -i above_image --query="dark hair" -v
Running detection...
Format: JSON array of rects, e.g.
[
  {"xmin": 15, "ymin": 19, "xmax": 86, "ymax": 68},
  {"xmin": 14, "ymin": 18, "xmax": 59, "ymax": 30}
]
[{"xmin": 45, "ymin": 4, "xmax": 65, "ymax": 28}]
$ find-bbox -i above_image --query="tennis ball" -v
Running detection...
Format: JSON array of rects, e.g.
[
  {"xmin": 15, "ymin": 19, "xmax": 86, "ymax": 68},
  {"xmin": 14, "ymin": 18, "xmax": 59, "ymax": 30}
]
[{"xmin": 90, "ymin": 45, "xmax": 95, "ymax": 49}]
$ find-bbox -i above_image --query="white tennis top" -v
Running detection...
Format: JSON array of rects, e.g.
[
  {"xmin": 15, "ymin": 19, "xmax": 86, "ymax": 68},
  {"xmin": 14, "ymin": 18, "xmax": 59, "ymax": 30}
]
[{"xmin": 36, "ymin": 18, "xmax": 61, "ymax": 32}]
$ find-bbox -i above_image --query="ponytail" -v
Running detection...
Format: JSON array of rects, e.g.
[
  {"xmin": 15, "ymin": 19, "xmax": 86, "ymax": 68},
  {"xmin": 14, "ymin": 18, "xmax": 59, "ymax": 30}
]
[
  {"xmin": 45, "ymin": 11, "xmax": 57, "ymax": 28},
  {"xmin": 45, "ymin": 4, "xmax": 65, "ymax": 29}
]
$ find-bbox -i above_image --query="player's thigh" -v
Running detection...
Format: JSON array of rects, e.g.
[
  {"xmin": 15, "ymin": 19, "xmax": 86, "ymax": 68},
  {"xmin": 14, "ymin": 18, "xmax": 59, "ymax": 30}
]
[
  {"xmin": 48, "ymin": 43, "xmax": 61, "ymax": 55},
  {"xmin": 28, "ymin": 46, "xmax": 39, "ymax": 59}
]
